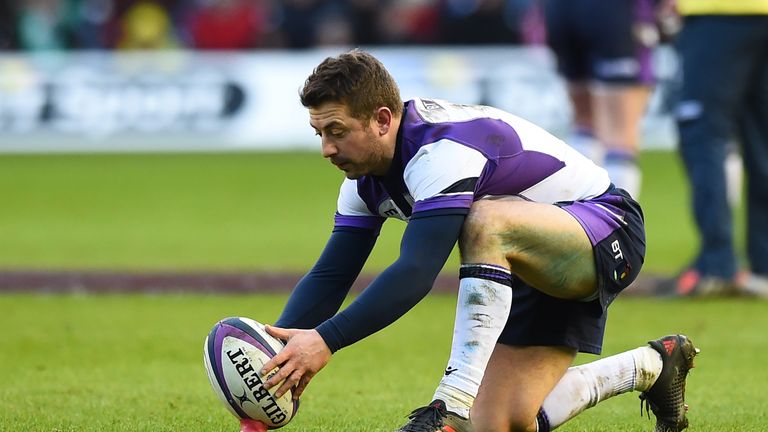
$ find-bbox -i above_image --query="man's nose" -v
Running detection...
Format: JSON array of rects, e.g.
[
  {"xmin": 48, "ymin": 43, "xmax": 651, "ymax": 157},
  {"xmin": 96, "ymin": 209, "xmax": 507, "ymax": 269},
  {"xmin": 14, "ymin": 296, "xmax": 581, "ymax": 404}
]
[{"xmin": 321, "ymin": 140, "xmax": 337, "ymax": 158}]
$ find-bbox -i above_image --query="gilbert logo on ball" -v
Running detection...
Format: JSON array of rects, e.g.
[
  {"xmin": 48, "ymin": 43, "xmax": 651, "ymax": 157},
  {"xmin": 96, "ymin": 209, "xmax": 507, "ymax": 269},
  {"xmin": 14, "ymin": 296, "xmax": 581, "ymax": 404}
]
[{"xmin": 203, "ymin": 317, "xmax": 299, "ymax": 428}]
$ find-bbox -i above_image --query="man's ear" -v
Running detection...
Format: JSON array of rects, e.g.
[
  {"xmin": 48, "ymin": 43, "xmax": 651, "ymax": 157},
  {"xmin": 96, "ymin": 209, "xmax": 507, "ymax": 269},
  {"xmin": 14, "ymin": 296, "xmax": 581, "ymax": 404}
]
[{"xmin": 374, "ymin": 107, "xmax": 393, "ymax": 136}]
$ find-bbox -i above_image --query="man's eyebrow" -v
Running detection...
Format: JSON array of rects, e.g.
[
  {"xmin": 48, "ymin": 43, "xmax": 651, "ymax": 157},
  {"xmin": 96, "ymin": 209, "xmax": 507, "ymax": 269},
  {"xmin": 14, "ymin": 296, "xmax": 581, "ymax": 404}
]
[{"xmin": 311, "ymin": 120, "xmax": 346, "ymax": 131}]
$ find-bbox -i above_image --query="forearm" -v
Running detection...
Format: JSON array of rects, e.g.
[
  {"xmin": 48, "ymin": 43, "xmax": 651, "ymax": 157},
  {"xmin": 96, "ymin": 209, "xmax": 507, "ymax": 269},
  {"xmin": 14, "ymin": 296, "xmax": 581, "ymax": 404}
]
[
  {"xmin": 275, "ymin": 228, "xmax": 377, "ymax": 329},
  {"xmin": 315, "ymin": 258, "xmax": 440, "ymax": 351},
  {"xmin": 315, "ymin": 212, "xmax": 466, "ymax": 352}
]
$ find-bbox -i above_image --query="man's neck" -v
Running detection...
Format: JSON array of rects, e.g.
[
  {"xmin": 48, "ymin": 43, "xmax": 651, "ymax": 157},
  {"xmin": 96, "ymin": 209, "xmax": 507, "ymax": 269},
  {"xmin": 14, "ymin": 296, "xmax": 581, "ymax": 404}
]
[{"xmin": 373, "ymin": 114, "xmax": 402, "ymax": 177}]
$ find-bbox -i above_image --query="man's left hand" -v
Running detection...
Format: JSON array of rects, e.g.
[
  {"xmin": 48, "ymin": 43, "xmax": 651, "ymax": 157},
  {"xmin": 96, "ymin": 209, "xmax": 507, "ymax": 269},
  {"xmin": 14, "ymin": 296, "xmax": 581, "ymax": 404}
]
[{"xmin": 260, "ymin": 325, "xmax": 331, "ymax": 400}]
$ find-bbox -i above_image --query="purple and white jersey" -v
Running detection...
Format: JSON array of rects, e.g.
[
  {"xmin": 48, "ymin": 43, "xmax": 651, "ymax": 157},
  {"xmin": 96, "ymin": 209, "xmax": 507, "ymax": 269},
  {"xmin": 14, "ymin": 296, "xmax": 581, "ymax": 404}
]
[{"xmin": 334, "ymin": 98, "xmax": 611, "ymax": 232}]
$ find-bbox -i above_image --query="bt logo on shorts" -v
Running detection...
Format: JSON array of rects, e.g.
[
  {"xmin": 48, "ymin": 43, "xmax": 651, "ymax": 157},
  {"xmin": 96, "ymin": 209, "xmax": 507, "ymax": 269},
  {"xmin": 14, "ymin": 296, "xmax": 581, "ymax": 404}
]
[
  {"xmin": 611, "ymin": 240, "xmax": 624, "ymax": 260},
  {"xmin": 611, "ymin": 239, "xmax": 631, "ymax": 282}
]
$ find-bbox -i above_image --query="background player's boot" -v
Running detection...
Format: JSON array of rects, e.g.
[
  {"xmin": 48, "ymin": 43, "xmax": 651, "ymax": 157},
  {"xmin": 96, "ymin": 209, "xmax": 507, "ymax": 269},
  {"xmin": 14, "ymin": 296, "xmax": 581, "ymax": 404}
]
[
  {"xmin": 639, "ymin": 335, "xmax": 699, "ymax": 432},
  {"xmin": 396, "ymin": 400, "xmax": 472, "ymax": 432}
]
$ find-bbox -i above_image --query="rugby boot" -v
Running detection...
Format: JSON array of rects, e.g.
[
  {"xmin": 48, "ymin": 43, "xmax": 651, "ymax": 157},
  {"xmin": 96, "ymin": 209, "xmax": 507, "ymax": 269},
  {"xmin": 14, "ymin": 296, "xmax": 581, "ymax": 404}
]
[
  {"xmin": 639, "ymin": 334, "xmax": 700, "ymax": 432},
  {"xmin": 396, "ymin": 399, "xmax": 473, "ymax": 432},
  {"xmin": 740, "ymin": 272, "xmax": 768, "ymax": 298},
  {"xmin": 443, "ymin": 411, "xmax": 473, "ymax": 432},
  {"xmin": 674, "ymin": 268, "xmax": 742, "ymax": 297}
]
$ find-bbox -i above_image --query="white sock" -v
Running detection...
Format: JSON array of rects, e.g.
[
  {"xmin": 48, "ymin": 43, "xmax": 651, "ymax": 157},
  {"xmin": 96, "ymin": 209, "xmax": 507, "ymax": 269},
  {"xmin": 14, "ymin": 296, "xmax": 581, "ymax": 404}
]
[
  {"xmin": 724, "ymin": 146, "xmax": 743, "ymax": 208},
  {"xmin": 540, "ymin": 346, "xmax": 663, "ymax": 429},
  {"xmin": 568, "ymin": 128, "xmax": 604, "ymax": 164},
  {"xmin": 604, "ymin": 151, "xmax": 641, "ymax": 199},
  {"xmin": 432, "ymin": 264, "xmax": 513, "ymax": 418}
]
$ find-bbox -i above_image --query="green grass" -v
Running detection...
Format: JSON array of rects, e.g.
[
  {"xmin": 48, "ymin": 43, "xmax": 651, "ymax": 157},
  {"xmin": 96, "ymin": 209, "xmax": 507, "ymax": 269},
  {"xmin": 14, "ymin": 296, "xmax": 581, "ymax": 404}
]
[
  {"xmin": 0, "ymin": 150, "xmax": 758, "ymax": 431},
  {"xmin": 0, "ymin": 294, "xmax": 766, "ymax": 431},
  {"xmin": 0, "ymin": 152, "xmax": 346, "ymax": 271},
  {"xmin": 0, "ymin": 150, "xmax": 746, "ymax": 275}
]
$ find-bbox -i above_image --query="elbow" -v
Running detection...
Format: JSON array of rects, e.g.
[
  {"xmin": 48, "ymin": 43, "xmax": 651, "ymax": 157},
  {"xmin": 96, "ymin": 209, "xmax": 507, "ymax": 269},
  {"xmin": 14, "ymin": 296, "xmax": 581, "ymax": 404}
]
[{"xmin": 394, "ymin": 259, "xmax": 439, "ymax": 296}]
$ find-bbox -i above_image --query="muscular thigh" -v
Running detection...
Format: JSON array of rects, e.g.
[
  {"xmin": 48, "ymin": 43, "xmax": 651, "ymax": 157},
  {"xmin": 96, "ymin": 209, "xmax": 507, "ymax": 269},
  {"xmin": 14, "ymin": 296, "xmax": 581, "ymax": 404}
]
[
  {"xmin": 472, "ymin": 344, "xmax": 576, "ymax": 432},
  {"xmin": 459, "ymin": 198, "xmax": 597, "ymax": 300}
]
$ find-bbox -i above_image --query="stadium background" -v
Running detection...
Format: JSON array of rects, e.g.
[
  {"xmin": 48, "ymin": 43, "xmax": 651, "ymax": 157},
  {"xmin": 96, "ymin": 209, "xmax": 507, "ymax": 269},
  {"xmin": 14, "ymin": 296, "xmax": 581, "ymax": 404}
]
[{"xmin": 1, "ymin": 1, "xmax": 766, "ymax": 431}]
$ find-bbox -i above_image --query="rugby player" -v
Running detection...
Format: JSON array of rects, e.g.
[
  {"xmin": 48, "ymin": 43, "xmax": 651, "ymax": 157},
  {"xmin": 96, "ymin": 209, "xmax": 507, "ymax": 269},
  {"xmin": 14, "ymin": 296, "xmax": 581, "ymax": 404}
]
[
  {"xmin": 671, "ymin": 0, "xmax": 768, "ymax": 297},
  {"xmin": 544, "ymin": 0, "xmax": 659, "ymax": 198},
  {"xmin": 259, "ymin": 49, "xmax": 698, "ymax": 432}
]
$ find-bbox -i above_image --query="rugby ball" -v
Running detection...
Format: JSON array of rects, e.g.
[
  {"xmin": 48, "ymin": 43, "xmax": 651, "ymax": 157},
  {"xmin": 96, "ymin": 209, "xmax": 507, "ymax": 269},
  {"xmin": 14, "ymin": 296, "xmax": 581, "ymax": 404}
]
[{"xmin": 203, "ymin": 317, "xmax": 299, "ymax": 428}]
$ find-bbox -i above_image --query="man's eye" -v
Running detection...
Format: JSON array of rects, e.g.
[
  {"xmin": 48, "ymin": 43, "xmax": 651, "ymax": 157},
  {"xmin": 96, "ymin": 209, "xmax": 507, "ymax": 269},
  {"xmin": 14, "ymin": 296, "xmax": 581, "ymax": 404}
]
[{"xmin": 330, "ymin": 130, "xmax": 345, "ymax": 137}]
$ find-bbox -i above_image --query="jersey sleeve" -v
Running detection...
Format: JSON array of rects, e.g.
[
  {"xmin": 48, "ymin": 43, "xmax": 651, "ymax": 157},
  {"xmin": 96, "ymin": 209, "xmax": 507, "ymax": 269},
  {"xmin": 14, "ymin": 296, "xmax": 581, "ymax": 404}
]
[
  {"xmin": 334, "ymin": 178, "xmax": 385, "ymax": 233},
  {"xmin": 404, "ymin": 139, "xmax": 488, "ymax": 214},
  {"xmin": 314, "ymin": 212, "xmax": 465, "ymax": 352},
  {"xmin": 274, "ymin": 228, "xmax": 378, "ymax": 330}
]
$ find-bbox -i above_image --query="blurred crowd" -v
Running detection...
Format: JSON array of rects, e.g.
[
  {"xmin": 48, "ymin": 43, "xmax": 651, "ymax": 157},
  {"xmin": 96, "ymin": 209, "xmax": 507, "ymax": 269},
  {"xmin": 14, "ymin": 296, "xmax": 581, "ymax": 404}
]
[{"xmin": 0, "ymin": 0, "xmax": 545, "ymax": 51}]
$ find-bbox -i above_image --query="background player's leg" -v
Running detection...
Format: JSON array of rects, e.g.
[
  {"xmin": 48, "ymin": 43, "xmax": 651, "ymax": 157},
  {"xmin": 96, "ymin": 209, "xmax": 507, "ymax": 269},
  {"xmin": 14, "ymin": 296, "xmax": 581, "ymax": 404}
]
[
  {"xmin": 592, "ymin": 83, "xmax": 650, "ymax": 198},
  {"xmin": 566, "ymin": 82, "xmax": 603, "ymax": 162},
  {"xmin": 739, "ymin": 31, "xmax": 768, "ymax": 284},
  {"xmin": 676, "ymin": 16, "xmax": 753, "ymax": 285}
]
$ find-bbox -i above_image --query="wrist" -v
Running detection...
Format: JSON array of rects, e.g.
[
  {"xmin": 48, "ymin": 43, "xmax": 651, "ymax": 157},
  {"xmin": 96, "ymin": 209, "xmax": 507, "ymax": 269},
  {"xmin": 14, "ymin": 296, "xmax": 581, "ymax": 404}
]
[{"xmin": 315, "ymin": 320, "xmax": 343, "ymax": 353}]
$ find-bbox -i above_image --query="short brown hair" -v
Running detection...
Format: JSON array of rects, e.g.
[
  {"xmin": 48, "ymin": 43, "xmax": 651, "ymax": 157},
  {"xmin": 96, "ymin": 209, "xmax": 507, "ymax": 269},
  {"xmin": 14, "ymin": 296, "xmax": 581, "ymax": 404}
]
[{"xmin": 300, "ymin": 49, "xmax": 403, "ymax": 121}]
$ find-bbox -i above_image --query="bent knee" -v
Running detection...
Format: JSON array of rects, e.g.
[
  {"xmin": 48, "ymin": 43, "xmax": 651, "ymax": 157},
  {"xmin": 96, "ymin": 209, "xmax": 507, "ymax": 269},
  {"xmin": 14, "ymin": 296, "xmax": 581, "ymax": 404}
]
[
  {"xmin": 472, "ymin": 415, "xmax": 537, "ymax": 432},
  {"xmin": 472, "ymin": 405, "xmax": 538, "ymax": 432}
]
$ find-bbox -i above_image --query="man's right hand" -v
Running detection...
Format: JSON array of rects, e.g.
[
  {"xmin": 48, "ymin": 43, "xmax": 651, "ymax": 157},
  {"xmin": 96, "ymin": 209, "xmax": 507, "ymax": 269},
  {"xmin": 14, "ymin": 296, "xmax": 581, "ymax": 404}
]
[{"xmin": 260, "ymin": 325, "xmax": 332, "ymax": 400}]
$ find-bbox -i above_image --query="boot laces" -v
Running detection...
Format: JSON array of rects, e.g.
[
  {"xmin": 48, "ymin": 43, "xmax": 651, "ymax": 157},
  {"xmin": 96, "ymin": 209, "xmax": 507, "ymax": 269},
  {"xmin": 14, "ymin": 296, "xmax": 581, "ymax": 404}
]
[{"xmin": 400, "ymin": 404, "xmax": 446, "ymax": 431}]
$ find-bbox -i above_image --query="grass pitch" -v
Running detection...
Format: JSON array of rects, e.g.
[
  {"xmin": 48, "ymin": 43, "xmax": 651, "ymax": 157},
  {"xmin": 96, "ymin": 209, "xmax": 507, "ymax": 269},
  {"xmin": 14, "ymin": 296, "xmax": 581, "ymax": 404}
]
[
  {"xmin": 0, "ymin": 149, "xmax": 758, "ymax": 430},
  {"xmin": 1, "ymin": 294, "xmax": 766, "ymax": 431},
  {"xmin": 0, "ymin": 150, "xmax": 747, "ymax": 274}
]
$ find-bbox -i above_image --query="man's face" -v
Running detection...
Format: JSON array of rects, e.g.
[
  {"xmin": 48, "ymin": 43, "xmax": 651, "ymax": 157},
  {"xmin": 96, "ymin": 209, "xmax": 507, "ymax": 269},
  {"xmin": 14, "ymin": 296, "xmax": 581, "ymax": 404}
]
[{"xmin": 309, "ymin": 102, "xmax": 390, "ymax": 179}]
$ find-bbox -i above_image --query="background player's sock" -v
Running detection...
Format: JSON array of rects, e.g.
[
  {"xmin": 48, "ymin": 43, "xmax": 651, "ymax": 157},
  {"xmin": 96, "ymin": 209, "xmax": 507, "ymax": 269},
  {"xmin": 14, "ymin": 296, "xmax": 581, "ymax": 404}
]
[
  {"xmin": 432, "ymin": 264, "xmax": 513, "ymax": 418},
  {"xmin": 724, "ymin": 145, "xmax": 743, "ymax": 208},
  {"xmin": 568, "ymin": 127, "xmax": 604, "ymax": 164},
  {"xmin": 604, "ymin": 149, "xmax": 641, "ymax": 198},
  {"xmin": 536, "ymin": 346, "xmax": 663, "ymax": 430}
]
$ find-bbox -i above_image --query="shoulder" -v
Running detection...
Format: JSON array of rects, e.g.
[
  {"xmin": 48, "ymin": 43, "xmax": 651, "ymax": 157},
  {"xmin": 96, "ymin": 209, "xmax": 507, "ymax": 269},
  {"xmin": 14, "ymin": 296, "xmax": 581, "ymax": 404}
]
[
  {"xmin": 406, "ymin": 139, "xmax": 487, "ymax": 170},
  {"xmin": 408, "ymin": 98, "xmax": 506, "ymax": 125}
]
